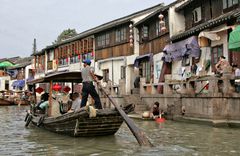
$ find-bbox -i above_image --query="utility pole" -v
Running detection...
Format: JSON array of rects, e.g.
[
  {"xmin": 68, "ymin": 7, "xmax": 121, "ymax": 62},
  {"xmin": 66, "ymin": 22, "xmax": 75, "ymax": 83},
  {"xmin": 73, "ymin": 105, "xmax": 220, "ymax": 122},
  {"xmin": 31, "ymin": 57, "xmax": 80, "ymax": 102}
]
[{"xmin": 33, "ymin": 38, "xmax": 37, "ymax": 54}]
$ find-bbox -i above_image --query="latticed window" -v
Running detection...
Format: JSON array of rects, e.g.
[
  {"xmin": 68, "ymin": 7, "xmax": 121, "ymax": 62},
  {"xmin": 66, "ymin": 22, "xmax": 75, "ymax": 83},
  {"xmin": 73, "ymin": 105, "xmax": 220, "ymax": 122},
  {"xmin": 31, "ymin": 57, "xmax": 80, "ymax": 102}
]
[
  {"xmin": 115, "ymin": 27, "xmax": 127, "ymax": 43},
  {"xmin": 141, "ymin": 25, "xmax": 149, "ymax": 41},
  {"xmin": 96, "ymin": 33, "xmax": 110, "ymax": 47},
  {"xmin": 223, "ymin": 0, "xmax": 239, "ymax": 9}
]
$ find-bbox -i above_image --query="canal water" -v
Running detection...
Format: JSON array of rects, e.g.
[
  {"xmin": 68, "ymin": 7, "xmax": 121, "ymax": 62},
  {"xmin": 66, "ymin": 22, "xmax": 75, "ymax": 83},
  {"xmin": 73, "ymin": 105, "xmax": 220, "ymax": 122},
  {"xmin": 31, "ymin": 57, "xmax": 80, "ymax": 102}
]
[{"xmin": 0, "ymin": 106, "xmax": 240, "ymax": 156}]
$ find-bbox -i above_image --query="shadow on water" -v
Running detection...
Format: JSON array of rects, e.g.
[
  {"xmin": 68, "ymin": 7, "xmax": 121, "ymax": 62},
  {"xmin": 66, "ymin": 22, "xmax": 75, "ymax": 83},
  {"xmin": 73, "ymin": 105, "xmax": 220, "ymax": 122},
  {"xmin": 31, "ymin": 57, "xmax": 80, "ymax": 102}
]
[{"xmin": 0, "ymin": 106, "xmax": 240, "ymax": 156}]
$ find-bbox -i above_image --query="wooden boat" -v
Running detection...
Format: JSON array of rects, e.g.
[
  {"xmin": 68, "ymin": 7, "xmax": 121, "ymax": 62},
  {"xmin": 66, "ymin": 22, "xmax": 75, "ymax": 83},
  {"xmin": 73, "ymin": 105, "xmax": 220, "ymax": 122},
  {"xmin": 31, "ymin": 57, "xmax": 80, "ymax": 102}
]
[
  {"xmin": 26, "ymin": 105, "xmax": 133, "ymax": 136},
  {"xmin": 0, "ymin": 98, "xmax": 14, "ymax": 105},
  {"xmin": 14, "ymin": 99, "xmax": 30, "ymax": 106},
  {"xmin": 0, "ymin": 90, "xmax": 14, "ymax": 106},
  {"xmin": 25, "ymin": 71, "xmax": 134, "ymax": 137}
]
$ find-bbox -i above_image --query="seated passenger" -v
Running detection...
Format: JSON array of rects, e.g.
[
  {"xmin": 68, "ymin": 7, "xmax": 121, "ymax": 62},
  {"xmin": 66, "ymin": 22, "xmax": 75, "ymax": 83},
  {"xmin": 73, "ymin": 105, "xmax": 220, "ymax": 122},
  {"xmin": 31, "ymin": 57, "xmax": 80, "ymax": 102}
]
[
  {"xmin": 36, "ymin": 93, "xmax": 49, "ymax": 113},
  {"xmin": 38, "ymin": 101, "xmax": 49, "ymax": 113},
  {"xmin": 59, "ymin": 93, "xmax": 73, "ymax": 114},
  {"xmin": 68, "ymin": 92, "xmax": 81, "ymax": 113}
]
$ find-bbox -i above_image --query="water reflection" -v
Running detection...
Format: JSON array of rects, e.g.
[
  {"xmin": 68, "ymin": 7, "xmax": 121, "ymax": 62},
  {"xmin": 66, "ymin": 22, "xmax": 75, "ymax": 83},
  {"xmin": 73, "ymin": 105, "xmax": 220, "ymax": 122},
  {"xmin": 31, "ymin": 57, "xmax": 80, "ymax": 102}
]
[{"xmin": 0, "ymin": 106, "xmax": 240, "ymax": 156}]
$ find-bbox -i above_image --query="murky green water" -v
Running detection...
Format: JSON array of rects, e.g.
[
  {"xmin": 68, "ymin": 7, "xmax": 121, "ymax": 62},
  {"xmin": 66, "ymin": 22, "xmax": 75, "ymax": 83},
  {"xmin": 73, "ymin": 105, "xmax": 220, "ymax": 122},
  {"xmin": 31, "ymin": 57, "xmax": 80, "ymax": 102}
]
[{"xmin": 0, "ymin": 106, "xmax": 240, "ymax": 156}]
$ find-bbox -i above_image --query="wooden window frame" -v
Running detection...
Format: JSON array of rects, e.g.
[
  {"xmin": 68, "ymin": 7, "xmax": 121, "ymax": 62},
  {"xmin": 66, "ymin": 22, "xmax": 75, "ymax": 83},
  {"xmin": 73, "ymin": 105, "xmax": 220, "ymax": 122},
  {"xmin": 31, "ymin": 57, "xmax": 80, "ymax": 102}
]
[
  {"xmin": 223, "ymin": 0, "xmax": 239, "ymax": 12},
  {"xmin": 103, "ymin": 69, "xmax": 109, "ymax": 82},
  {"xmin": 211, "ymin": 44, "xmax": 223, "ymax": 72},
  {"xmin": 141, "ymin": 25, "xmax": 149, "ymax": 42},
  {"xmin": 121, "ymin": 66, "xmax": 126, "ymax": 79}
]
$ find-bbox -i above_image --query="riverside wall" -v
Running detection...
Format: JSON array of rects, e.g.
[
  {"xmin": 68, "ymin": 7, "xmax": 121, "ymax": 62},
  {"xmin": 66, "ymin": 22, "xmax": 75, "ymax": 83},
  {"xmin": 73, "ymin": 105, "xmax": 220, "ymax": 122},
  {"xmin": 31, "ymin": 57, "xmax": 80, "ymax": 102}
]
[{"xmin": 141, "ymin": 93, "xmax": 240, "ymax": 127}]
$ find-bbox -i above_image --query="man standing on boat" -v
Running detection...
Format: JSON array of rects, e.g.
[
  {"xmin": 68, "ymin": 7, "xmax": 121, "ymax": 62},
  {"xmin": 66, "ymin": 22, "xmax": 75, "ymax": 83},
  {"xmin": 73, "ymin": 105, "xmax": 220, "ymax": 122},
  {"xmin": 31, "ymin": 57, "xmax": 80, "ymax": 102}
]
[{"xmin": 80, "ymin": 59, "xmax": 102, "ymax": 109}]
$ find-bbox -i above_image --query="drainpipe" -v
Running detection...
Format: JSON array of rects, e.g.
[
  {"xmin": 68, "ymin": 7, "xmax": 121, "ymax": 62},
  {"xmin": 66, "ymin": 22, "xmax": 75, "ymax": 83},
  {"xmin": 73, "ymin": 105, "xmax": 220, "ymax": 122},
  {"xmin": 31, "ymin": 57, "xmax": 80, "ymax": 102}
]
[{"xmin": 112, "ymin": 59, "xmax": 114, "ymax": 85}]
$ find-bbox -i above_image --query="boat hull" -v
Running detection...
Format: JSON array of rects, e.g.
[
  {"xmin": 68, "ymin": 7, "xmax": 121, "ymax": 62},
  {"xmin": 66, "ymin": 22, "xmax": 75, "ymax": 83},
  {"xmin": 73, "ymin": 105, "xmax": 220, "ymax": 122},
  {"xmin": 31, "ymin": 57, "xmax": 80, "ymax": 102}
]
[
  {"xmin": 29, "ymin": 108, "xmax": 125, "ymax": 137},
  {"xmin": 0, "ymin": 99, "xmax": 14, "ymax": 106}
]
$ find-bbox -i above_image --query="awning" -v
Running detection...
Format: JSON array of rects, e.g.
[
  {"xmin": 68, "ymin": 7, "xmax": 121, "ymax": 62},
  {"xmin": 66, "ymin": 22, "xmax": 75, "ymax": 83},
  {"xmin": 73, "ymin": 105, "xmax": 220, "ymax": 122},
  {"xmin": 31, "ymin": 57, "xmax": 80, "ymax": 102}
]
[
  {"xmin": 12, "ymin": 80, "xmax": 25, "ymax": 88},
  {"xmin": 7, "ymin": 70, "xmax": 18, "ymax": 78},
  {"xmin": 198, "ymin": 26, "xmax": 232, "ymax": 41},
  {"xmin": 162, "ymin": 36, "xmax": 200, "ymax": 62},
  {"xmin": 134, "ymin": 53, "xmax": 153, "ymax": 67},
  {"xmin": 229, "ymin": 25, "xmax": 240, "ymax": 51},
  {"xmin": 0, "ymin": 61, "xmax": 14, "ymax": 68}
]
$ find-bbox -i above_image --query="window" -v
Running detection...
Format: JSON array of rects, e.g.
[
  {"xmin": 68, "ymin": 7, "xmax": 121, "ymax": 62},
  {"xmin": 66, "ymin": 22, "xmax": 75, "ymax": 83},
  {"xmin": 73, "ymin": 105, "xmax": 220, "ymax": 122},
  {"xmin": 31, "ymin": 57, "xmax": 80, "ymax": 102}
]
[
  {"xmin": 103, "ymin": 69, "xmax": 109, "ymax": 82},
  {"xmin": 96, "ymin": 33, "xmax": 110, "ymax": 47},
  {"xmin": 182, "ymin": 55, "xmax": 190, "ymax": 66},
  {"xmin": 121, "ymin": 66, "xmax": 126, "ymax": 79},
  {"xmin": 155, "ymin": 61, "xmax": 162, "ymax": 79},
  {"xmin": 139, "ymin": 61, "xmax": 151, "ymax": 83},
  {"xmin": 70, "ymin": 55, "xmax": 80, "ymax": 64},
  {"xmin": 59, "ymin": 58, "xmax": 68, "ymax": 66},
  {"xmin": 156, "ymin": 21, "xmax": 160, "ymax": 36},
  {"xmin": 223, "ymin": 0, "xmax": 239, "ymax": 9},
  {"xmin": 82, "ymin": 52, "xmax": 93, "ymax": 60},
  {"xmin": 115, "ymin": 27, "xmax": 127, "ymax": 43},
  {"xmin": 192, "ymin": 7, "xmax": 202, "ymax": 23},
  {"xmin": 47, "ymin": 51, "xmax": 54, "ymax": 61},
  {"xmin": 142, "ymin": 26, "xmax": 149, "ymax": 40},
  {"xmin": 211, "ymin": 45, "xmax": 223, "ymax": 72}
]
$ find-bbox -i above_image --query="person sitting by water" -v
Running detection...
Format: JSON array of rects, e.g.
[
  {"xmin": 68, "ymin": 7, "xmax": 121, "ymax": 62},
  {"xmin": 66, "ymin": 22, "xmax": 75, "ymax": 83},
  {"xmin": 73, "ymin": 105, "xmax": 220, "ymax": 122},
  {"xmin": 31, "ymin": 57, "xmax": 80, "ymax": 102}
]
[
  {"xmin": 68, "ymin": 92, "xmax": 81, "ymax": 113},
  {"xmin": 150, "ymin": 102, "xmax": 160, "ymax": 119}
]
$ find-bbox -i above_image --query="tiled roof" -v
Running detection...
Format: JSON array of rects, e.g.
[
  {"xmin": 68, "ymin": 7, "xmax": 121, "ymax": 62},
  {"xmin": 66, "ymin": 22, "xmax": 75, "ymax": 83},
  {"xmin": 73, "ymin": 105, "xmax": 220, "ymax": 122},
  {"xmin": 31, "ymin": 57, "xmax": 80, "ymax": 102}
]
[
  {"xmin": 34, "ymin": 3, "xmax": 165, "ymax": 55},
  {"xmin": 171, "ymin": 8, "xmax": 240, "ymax": 41},
  {"xmin": 175, "ymin": 0, "xmax": 195, "ymax": 11},
  {"xmin": 7, "ymin": 56, "xmax": 33, "ymax": 69}
]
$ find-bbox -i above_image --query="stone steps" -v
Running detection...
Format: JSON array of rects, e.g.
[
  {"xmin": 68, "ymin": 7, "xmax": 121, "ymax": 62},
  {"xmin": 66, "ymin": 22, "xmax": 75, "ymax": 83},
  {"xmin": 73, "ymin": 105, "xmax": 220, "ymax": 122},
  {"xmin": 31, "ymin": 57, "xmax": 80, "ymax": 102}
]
[{"xmin": 123, "ymin": 94, "xmax": 148, "ymax": 114}]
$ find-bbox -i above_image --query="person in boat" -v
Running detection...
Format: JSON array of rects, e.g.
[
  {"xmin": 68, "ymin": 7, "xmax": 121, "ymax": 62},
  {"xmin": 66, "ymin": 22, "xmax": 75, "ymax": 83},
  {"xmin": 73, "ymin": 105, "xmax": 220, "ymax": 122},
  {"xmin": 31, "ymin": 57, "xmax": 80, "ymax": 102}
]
[
  {"xmin": 68, "ymin": 93, "xmax": 73, "ymax": 110},
  {"xmin": 59, "ymin": 91, "xmax": 73, "ymax": 114},
  {"xmin": 68, "ymin": 92, "xmax": 81, "ymax": 113},
  {"xmin": 36, "ymin": 93, "xmax": 49, "ymax": 113},
  {"xmin": 80, "ymin": 59, "xmax": 102, "ymax": 109}
]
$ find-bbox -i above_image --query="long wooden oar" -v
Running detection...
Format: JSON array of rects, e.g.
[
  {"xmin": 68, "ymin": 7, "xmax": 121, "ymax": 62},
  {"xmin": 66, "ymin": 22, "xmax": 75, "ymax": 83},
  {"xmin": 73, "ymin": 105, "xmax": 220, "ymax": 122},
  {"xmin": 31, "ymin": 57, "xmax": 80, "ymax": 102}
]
[{"xmin": 97, "ymin": 84, "xmax": 153, "ymax": 147}]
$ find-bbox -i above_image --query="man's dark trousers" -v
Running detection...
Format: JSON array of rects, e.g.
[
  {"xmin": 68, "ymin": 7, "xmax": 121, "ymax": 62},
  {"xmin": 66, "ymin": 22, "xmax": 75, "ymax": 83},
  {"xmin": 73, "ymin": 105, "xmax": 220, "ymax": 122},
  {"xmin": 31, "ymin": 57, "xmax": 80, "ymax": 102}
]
[{"xmin": 81, "ymin": 81, "xmax": 102, "ymax": 109}]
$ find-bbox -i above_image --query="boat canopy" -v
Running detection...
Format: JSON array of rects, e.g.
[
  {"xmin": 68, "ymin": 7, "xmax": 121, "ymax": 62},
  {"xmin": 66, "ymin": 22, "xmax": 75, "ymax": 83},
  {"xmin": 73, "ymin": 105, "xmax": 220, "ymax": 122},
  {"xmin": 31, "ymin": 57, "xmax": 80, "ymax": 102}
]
[{"xmin": 27, "ymin": 71, "xmax": 102, "ymax": 85}]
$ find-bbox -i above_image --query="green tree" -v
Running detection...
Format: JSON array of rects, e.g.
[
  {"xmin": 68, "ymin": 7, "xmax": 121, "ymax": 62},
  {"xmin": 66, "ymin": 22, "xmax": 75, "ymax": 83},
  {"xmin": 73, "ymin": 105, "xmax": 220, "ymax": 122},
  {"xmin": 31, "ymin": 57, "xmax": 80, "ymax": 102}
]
[{"xmin": 53, "ymin": 28, "xmax": 78, "ymax": 44}]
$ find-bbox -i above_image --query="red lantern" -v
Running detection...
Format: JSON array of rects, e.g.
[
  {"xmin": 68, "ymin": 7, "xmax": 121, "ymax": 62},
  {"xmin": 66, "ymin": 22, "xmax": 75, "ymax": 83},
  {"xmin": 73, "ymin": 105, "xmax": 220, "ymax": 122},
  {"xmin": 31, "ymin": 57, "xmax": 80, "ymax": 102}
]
[
  {"xmin": 35, "ymin": 87, "xmax": 43, "ymax": 94},
  {"xmin": 53, "ymin": 83, "xmax": 62, "ymax": 91},
  {"xmin": 63, "ymin": 86, "xmax": 71, "ymax": 93}
]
